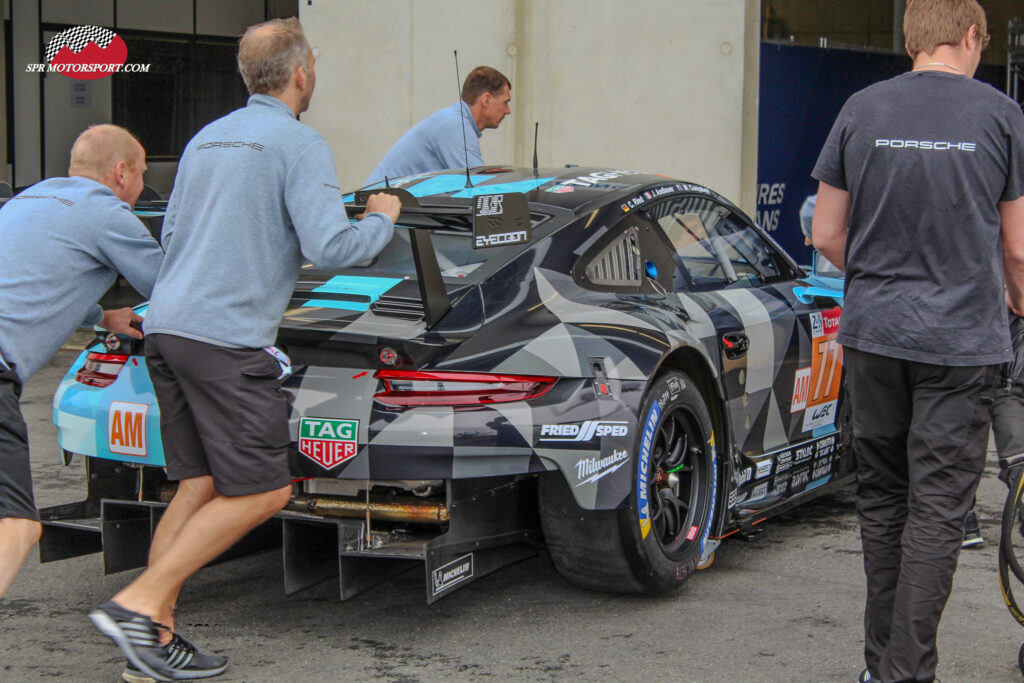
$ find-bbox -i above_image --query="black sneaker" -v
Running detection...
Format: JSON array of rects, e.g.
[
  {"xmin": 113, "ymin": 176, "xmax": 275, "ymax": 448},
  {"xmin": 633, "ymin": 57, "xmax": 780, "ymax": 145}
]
[
  {"xmin": 121, "ymin": 631, "xmax": 228, "ymax": 681},
  {"xmin": 89, "ymin": 601, "xmax": 176, "ymax": 682},
  {"xmin": 858, "ymin": 669, "xmax": 874, "ymax": 682},
  {"xmin": 962, "ymin": 509, "xmax": 984, "ymax": 548}
]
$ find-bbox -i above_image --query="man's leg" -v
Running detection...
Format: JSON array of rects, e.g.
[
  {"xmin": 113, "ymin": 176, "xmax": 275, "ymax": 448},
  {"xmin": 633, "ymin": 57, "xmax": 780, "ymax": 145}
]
[
  {"xmin": 147, "ymin": 475, "xmax": 217, "ymax": 639},
  {"xmin": 845, "ymin": 348, "xmax": 913, "ymax": 678},
  {"xmin": 880, "ymin": 362, "xmax": 996, "ymax": 683},
  {"xmin": 111, "ymin": 484, "xmax": 291, "ymax": 621},
  {"xmin": 0, "ymin": 517, "xmax": 42, "ymax": 597},
  {"xmin": 0, "ymin": 365, "xmax": 42, "ymax": 599}
]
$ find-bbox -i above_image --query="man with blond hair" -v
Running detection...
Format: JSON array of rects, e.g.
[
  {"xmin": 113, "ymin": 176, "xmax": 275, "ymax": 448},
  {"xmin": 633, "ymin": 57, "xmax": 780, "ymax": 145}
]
[
  {"xmin": 364, "ymin": 65, "xmax": 511, "ymax": 186},
  {"xmin": 0, "ymin": 124, "xmax": 162, "ymax": 598},
  {"xmin": 89, "ymin": 18, "xmax": 400, "ymax": 682},
  {"xmin": 812, "ymin": 1, "xmax": 1024, "ymax": 680}
]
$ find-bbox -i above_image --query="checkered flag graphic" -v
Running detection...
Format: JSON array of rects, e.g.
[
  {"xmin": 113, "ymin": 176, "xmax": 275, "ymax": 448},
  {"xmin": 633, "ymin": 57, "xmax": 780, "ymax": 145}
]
[{"xmin": 45, "ymin": 26, "xmax": 117, "ymax": 63}]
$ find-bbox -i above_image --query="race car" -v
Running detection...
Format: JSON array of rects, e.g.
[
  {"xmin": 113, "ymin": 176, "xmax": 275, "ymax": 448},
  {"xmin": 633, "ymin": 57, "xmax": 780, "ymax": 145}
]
[{"xmin": 42, "ymin": 166, "xmax": 848, "ymax": 602}]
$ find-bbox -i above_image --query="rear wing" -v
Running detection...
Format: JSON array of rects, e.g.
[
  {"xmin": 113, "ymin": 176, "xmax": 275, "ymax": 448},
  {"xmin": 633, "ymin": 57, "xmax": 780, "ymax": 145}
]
[
  {"xmin": 124, "ymin": 190, "xmax": 535, "ymax": 330},
  {"xmin": 348, "ymin": 188, "xmax": 533, "ymax": 328}
]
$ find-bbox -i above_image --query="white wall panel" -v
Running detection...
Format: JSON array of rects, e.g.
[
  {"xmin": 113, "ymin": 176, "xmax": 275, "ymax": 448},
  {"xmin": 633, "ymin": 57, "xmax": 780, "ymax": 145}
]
[
  {"xmin": 42, "ymin": 0, "xmax": 113, "ymax": 26},
  {"xmin": 302, "ymin": 0, "xmax": 757, "ymax": 210}
]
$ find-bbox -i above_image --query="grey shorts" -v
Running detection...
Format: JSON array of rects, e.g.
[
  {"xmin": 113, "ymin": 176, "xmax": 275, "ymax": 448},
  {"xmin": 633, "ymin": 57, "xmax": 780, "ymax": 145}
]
[
  {"xmin": 0, "ymin": 364, "xmax": 38, "ymax": 521},
  {"xmin": 145, "ymin": 334, "xmax": 292, "ymax": 496}
]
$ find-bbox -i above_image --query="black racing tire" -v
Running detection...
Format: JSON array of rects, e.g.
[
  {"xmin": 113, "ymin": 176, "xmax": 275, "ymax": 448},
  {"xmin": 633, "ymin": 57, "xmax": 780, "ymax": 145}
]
[{"xmin": 539, "ymin": 370, "xmax": 718, "ymax": 594}]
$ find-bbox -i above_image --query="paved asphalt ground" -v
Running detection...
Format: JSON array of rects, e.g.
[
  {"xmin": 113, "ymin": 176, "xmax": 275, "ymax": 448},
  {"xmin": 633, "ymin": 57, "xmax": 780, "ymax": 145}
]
[{"xmin": 3, "ymin": 346, "xmax": 1024, "ymax": 682}]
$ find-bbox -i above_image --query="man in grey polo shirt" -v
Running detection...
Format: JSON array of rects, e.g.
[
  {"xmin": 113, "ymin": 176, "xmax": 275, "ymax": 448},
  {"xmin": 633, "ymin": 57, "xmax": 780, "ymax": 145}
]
[
  {"xmin": 0, "ymin": 124, "xmax": 162, "ymax": 599},
  {"xmin": 89, "ymin": 18, "xmax": 401, "ymax": 683},
  {"xmin": 812, "ymin": 1, "xmax": 1024, "ymax": 680},
  {"xmin": 364, "ymin": 65, "xmax": 511, "ymax": 186}
]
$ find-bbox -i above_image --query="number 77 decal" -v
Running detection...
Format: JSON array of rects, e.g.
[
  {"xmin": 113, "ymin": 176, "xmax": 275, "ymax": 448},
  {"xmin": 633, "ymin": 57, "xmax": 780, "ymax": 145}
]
[{"xmin": 795, "ymin": 308, "xmax": 844, "ymax": 431}]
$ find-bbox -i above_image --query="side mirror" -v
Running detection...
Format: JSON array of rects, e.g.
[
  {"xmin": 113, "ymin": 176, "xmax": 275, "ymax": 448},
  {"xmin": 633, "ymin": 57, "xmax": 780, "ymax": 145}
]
[{"xmin": 812, "ymin": 250, "xmax": 843, "ymax": 279}]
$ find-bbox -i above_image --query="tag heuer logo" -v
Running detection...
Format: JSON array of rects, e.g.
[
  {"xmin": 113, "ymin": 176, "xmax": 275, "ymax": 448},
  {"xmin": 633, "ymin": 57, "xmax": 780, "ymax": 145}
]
[{"xmin": 298, "ymin": 417, "xmax": 359, "ymax": 469}]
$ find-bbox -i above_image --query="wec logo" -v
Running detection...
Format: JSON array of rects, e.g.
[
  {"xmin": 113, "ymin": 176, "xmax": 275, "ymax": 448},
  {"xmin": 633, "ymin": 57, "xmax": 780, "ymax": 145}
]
[{"xmin": 26, "ymin": 26, "xmax": 150, "ymax": 79}]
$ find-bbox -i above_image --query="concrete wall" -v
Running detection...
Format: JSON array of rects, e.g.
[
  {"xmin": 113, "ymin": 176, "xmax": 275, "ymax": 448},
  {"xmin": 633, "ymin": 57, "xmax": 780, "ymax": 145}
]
[{"xmin": 302, "ymin": 0, "xmax": 760, "ymax": 214}]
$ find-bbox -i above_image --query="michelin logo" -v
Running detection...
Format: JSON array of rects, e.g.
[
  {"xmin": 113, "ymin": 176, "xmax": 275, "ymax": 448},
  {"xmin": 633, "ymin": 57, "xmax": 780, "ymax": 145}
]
[{"xmin": 540, "ymin": 420, "xmax": 628, "ymax": 442}]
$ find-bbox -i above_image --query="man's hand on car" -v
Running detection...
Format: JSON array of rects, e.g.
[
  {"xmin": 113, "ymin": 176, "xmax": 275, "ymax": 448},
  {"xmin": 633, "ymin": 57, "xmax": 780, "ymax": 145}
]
[
  {"xmin": 100, "ymin": 307, "xmax": 144, "ymax": 339},
  {"xmin": 364, "ymin": 192, "xmax": 402, "ymax": 224}
]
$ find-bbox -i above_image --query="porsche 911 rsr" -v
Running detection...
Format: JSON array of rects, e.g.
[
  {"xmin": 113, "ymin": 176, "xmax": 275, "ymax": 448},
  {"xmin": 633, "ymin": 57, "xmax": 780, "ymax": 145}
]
[{"xmin": 43, "ymin": 166, "xmax": 848, "ymax": 601}]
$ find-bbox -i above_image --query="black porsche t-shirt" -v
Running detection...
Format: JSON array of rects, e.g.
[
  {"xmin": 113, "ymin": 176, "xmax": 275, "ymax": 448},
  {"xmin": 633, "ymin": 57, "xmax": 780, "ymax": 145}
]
[{"xmin": 813, "ymin": 70, "xmax": 1024, "ymax": 366}]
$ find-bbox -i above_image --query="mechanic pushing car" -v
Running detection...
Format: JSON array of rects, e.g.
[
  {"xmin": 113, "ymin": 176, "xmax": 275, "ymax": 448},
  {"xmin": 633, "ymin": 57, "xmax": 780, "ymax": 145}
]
[
  {"xmin": 363, "ymin": 65, "xmax": 511, "ymax": 187},
  {"xmin": 812, "ymin": 1, "xmax": 1024, "ymax": 681},
  {"xmin": 0, "ymin": 124, "xmax": 162, "ymax": 599},
  {"xmin": 87, "ymin": 18, "xmax": 401, "ymax": 683}
]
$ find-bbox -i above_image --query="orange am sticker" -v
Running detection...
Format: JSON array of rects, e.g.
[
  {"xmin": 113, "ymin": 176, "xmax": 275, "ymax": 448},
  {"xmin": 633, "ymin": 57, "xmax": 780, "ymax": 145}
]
[{"xmin": 108, "ymin": 401, "xmax": 148, "ymax": 457}]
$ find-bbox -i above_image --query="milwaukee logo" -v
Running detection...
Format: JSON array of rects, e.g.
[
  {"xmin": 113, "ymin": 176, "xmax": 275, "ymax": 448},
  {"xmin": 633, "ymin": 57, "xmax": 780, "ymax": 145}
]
[
  {"xmin": 575, "ymin": 449, "xmax": 629, "ymax": 486},
  {"xmin": 108, "ymin": 401, "xmax": 147, "ymax": 457}
]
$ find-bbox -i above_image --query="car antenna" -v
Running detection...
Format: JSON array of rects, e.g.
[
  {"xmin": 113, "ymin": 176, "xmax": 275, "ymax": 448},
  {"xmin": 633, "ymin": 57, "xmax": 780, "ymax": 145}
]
[
  {"xmin": 532, "ymin": 122, "xmax": 539, "ymax": 178},
  {"xmin": 454, "ymin": 49, "xmax": 473, "ymax": 189},
  {"xmin": 384, "ymin": 175, "xmax": 390, "ymax": 189}
]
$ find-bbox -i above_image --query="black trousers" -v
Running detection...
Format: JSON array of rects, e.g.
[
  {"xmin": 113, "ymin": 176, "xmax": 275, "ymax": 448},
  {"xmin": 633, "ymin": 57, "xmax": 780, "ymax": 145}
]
[{"xmin": 845, "ymin": 348, "xmax": 997, "ymax": 683}]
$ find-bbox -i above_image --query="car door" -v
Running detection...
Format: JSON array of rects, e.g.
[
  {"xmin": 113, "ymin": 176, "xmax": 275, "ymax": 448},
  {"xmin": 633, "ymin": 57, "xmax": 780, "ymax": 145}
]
[{"xmin": 641, "ymin": 193, "xmax": 844, "ymax": 502}]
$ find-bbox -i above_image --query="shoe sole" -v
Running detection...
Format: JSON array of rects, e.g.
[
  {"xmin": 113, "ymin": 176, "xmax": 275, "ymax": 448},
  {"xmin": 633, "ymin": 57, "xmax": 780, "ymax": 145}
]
[
  {"xmin": 89, "ymin": 609, "xmax": 174, "ymax": 683},
  {"xmin": 962, "ymin": 537, "xmax": 985, "ymax": 548},
  {"xmin": 123, "ymin": 661, "xmax": 229, "ymax": 682}
]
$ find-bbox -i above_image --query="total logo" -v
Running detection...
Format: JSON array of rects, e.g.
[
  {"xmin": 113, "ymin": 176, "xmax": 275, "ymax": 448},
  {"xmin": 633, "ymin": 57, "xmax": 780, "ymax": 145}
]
[
  {"xmin": 540, "ymin": 420, "xmax": 628, "ymax": 442},
  {"xmin": 809, "ymin": 308, "xmax": 841, "ymax": 339}
]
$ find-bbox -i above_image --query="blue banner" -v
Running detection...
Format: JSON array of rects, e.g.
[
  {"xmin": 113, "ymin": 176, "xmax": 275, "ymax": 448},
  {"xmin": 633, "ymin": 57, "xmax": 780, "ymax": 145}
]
[{"xmin": 757, "ymin": 42, "xmax": 1004, "ymax": 264}]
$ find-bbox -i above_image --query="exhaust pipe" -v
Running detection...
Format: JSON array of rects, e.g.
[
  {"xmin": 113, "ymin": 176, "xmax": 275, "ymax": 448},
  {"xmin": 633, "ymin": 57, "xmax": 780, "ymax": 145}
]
[{"xmin": 285, "ymin": 493, "xmax": 449, "ymax": 525}]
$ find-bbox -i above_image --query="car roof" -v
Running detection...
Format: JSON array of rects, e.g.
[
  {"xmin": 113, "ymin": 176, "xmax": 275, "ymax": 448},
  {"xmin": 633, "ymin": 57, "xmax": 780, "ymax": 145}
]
[{"xmin": 353, "ymin": 166, "xmax": 720, "ymax": 214}]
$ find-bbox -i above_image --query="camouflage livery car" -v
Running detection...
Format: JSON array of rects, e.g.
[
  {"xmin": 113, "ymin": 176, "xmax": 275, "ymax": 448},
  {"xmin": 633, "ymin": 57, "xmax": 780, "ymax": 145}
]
[{"xmin": 44, "ymin": 166, "xmax": 848, "ymax": 602}]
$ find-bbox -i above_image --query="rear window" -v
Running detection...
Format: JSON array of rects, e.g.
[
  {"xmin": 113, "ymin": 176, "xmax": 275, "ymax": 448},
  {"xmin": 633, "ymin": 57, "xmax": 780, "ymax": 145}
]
[
  {"xmin": 352, "ymin": 229, "xmax": 488, "ymax": 279},
  {"xmin": 347, "ymin": 211, "xmax": 552, "ymax": 280}
]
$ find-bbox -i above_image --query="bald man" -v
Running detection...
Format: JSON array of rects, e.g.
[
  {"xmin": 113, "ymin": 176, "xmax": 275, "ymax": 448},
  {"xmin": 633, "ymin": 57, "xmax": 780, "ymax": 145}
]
[{"xmin": 0, "ymin": 124, "xmax": 163, "ymax": 599}]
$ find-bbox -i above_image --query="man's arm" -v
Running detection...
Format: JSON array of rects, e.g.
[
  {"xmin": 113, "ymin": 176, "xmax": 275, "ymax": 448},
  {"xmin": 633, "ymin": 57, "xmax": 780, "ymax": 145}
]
[
  {"xmin": 287, "ymin": 139, "xmax": 399, "ymax": 269},
  {"xmin": 811, "ymin": 181, "xmax": 850, "ymax": 272},
  {"xmin": 1002, "ymin": 196, "xmax": 1024, "ymax": 316},
  {"xmin": 99, "ymin": 207, "xmax": 165, "ymax": 298}
]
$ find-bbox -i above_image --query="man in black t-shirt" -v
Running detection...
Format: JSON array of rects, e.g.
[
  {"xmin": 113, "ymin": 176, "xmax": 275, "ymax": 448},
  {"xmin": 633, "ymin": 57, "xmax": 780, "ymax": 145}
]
[{"xmin": 812, "ymin": 1, "xmax": 1024, "ymax": 681}]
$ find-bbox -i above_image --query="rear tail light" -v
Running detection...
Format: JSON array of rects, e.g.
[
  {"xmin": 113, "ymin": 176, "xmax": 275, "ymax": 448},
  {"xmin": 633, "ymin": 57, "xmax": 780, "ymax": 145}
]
[
  {"xmin": 374, "ymin": 370, "xmax": 556, "ymax": 406},
  {"xmin": 75, "ymin": 352, "xmax": 128, "ymax": 387}
]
